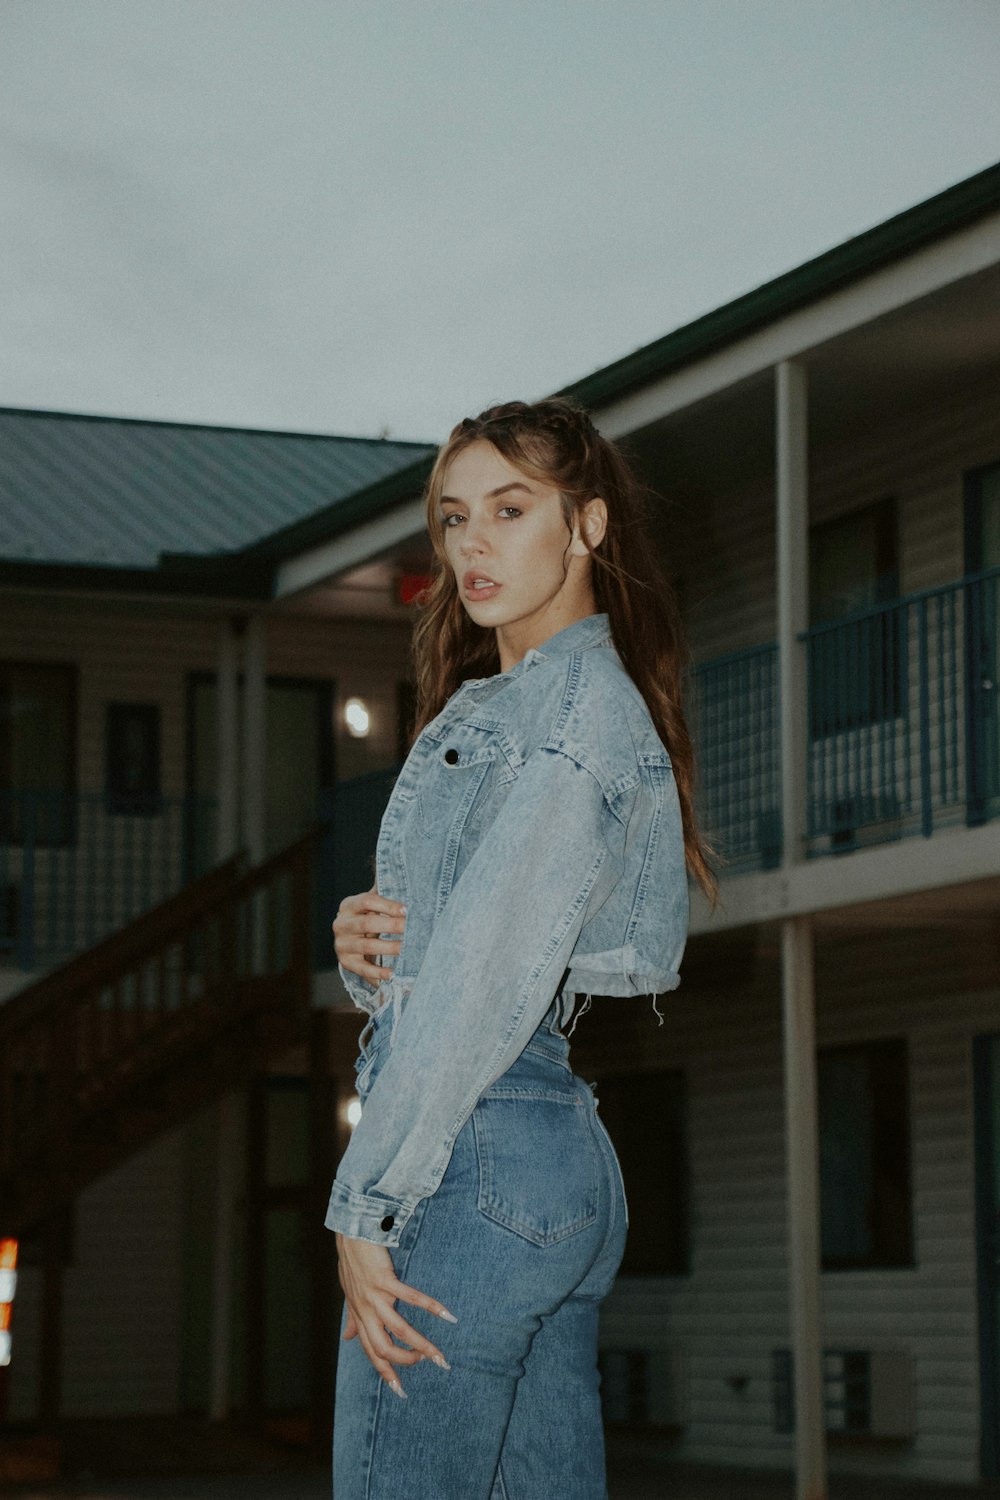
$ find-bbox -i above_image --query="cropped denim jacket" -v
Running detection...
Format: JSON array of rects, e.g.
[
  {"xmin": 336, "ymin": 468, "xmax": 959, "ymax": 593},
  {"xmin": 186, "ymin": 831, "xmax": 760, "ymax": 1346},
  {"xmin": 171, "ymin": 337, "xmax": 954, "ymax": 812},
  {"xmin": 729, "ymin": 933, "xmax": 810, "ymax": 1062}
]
[{"xmin": 324, "ymin": 611, "xmax": 690, "ymax": 1246}]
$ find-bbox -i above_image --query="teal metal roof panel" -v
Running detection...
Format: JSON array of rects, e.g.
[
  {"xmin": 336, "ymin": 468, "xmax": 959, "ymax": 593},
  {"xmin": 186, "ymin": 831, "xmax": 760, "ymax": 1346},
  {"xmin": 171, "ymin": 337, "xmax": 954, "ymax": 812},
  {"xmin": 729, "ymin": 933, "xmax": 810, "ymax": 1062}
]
[{"xmin": 0, "ymin": 409, "xmax": 434, "ymax": 570}]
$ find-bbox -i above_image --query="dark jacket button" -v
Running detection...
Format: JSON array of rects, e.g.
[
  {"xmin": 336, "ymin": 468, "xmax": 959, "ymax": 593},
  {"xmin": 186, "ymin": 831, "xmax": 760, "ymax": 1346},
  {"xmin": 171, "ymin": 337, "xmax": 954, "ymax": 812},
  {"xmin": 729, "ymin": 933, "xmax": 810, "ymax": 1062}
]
[
  {"xmin": 380, "ymin": 1214, "xmax": 395, "ymax": 1231},
  {"xmin": 444, "ymin": 748, "xmax": 459, "ymax": 764}
]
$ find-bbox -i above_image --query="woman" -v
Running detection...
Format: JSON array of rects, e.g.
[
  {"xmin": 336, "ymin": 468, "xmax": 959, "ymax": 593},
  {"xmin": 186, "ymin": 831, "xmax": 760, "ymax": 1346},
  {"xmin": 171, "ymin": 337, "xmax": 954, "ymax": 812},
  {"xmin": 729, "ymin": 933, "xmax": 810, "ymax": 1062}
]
[{"xmin": 327, "ymin": 398, "xmax": 718, "ymax": 1499}]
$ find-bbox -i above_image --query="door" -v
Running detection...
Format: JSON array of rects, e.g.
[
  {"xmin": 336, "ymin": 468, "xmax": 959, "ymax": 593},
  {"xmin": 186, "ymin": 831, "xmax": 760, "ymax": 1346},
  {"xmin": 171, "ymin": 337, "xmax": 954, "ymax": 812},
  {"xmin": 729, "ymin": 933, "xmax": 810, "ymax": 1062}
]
[
  {"xmin": 187, "ymin": 674, "xmax": 335, "ymax": 875},
  {"xmin": 964, "ymin": 463, "xmax": 1000, "ymax": 824},
  {"xmin": 975, "ymin": 1033, "xmax": 1000, "ymax": 1477}
]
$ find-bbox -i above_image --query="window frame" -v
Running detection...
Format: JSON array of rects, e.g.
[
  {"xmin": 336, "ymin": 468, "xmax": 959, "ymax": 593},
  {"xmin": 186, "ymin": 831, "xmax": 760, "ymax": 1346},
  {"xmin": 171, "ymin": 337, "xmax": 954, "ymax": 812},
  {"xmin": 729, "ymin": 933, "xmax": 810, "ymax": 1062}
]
[
  {"xmin": 105, "ymin": 701, "xmax": 163, "ymax": 815},
  {"xmin": 818, "ymin": 1035, "xmax": 914, "ymax": 1272},
  {"xmin": 807, "ymin": 497, "xmax": 905, "ymax": 739},
  {"xmin": 0, "ymin": 660, "xmax": 78, "ymax": 846}
]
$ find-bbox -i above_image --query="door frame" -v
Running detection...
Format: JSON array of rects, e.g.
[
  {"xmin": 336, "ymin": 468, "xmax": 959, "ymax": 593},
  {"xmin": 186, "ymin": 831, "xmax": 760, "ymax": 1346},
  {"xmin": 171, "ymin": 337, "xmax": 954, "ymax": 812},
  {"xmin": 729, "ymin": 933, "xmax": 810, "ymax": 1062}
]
[{"xmin": 184, "ymin": 669, "xmax": 336, "ymax": 873}]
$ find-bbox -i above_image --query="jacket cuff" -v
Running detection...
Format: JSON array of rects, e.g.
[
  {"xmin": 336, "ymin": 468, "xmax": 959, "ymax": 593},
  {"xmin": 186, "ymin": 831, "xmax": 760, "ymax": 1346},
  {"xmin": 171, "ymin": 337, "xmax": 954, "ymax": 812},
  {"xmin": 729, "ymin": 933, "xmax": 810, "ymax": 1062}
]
[
  {"xmin": 337, "ymin": 960, "xmax": 379, "ymax": 1012},
  {"xmin": 324, "ymin": 1180, "xmax": 410, "ymax": 1246}
]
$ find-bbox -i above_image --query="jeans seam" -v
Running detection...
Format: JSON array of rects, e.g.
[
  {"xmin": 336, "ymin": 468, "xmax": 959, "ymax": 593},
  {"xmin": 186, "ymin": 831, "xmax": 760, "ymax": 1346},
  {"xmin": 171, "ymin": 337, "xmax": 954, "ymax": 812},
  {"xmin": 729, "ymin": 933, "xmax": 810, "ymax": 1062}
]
[
  {"xmin": 359, "ymin": 1193, "xmax": 431, "ymax": 1500},
  {"xmin": 586, "ymin": 1104, "xmax": 623, "ymax": 1264},
  {"xmin": 493, "ymin": 1457, "xmax": 511, "ymax": 1500}
]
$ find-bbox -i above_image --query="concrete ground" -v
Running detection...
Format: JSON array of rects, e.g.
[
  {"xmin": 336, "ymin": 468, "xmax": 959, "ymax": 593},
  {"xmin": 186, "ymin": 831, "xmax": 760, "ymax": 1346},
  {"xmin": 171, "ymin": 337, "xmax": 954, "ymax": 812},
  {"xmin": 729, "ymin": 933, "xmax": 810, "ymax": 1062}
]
[
  {"xmin": 4, "ymin": 1420, "xmax": 1000, "ymax": 1499},
  {"xmin": 9, "ymin": 1463, "xmax": 1000, "ymax": 1499}
]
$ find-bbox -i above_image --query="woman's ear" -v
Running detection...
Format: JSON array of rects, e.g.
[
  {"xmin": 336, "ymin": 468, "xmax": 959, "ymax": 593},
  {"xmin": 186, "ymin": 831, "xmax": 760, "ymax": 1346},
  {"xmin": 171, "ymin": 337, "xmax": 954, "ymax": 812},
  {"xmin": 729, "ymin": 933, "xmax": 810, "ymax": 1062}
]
[{"xmin": 569, "ymin": 496, "xmax": 608, "ymax": 556}]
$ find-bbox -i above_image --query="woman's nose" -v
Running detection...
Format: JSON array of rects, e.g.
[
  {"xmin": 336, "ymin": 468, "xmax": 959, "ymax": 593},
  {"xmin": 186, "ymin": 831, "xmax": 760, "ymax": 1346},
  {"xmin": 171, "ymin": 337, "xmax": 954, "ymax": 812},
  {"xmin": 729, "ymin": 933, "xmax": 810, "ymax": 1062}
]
[{"xmin": 458, "ymin": 518, "xmax": 488, "ymax": 555}]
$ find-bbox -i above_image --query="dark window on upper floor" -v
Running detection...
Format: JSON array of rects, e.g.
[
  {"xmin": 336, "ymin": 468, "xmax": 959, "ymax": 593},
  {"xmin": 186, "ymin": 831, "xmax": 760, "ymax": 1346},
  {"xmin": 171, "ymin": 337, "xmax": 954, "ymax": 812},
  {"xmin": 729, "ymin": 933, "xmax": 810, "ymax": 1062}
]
[
  {"xmin": 592, "ymin": 1068, "xmax": 690, "ymax": 1277},
  {"xmin": 0, "ymin": 661, "xmax": 77, "ymax": 844},
  {"xmin": 808, "ymin": 497, "xmax": 904, "ymax": 737},
  {"xmin": 818, "ymin": 1036, "xmax": 913, "ymax": 1270},
  {"xmin": 106, "ymin": 702, "xmax": 162, "ymax": 814}
]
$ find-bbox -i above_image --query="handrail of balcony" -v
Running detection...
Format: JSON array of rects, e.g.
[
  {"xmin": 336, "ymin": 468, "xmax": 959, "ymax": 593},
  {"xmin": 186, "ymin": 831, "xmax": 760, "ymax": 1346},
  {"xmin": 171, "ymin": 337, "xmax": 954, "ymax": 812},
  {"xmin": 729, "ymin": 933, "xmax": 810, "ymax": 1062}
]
[
  {"xmin": 691, "ymin": 568, "xmax": 1000, "ymax": 870},
  {"xmin": 0, "ymin": 791, "xmax": 218, "ymax": 972},
  {"xmin": 796, "ymin": 561, "xmax": 1000, "ymax": 638}
]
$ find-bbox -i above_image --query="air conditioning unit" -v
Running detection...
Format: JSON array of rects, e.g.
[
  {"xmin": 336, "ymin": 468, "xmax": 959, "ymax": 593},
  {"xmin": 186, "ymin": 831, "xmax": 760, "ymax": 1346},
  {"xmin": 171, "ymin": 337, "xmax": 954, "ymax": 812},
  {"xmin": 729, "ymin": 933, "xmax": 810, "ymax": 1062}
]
[{"xmin": 773, "ymin": 1347, "xmax": 913, "ymax": 1440}]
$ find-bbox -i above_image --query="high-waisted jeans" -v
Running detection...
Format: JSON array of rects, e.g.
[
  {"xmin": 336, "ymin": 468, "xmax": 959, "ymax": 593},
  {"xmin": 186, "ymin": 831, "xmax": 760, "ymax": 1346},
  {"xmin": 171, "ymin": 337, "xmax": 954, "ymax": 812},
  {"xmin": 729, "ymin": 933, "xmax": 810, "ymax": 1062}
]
[{"xmin": 332, "ymin": 1003, "xmax": 629, "ymax": 1499}]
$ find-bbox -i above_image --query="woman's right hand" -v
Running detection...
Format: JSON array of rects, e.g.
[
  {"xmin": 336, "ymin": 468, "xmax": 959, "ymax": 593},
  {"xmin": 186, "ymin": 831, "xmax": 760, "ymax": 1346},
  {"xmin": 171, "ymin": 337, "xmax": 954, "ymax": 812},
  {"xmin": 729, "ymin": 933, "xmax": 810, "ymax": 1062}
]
[{"xmin": 333, "ymin": 886, "xmax": 407, "ymax": 985}]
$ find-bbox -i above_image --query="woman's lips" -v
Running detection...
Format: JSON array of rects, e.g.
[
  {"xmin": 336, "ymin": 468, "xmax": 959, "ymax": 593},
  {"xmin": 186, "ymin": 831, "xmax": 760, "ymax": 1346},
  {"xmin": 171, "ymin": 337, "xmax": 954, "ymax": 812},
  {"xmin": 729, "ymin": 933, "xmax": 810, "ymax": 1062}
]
[{"xmin": 463, "ymin": 574, "xmax": 502, "ymax": 601}]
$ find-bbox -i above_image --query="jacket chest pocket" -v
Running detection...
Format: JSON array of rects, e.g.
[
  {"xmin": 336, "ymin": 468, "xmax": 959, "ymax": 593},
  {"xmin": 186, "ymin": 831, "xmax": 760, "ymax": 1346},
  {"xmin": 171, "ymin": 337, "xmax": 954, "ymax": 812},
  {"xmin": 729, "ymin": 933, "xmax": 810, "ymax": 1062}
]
[{"xmin": 416, "ymin": 728, "xmax": 509, "ymax": 839}]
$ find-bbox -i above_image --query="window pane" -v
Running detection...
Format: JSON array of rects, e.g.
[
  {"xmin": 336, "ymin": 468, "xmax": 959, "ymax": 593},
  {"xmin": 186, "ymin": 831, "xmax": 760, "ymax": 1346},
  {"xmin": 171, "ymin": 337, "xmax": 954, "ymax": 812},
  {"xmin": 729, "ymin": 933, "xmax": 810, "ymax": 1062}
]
[
  {"xmin": 819, "ymin": 1038, "xmax": 912, "ymax": 1269},
  {"xmin": 106, "ymin": 703, "xmax": 161, "ymax": 813},
  {"xmin": 0, "ymin": 663, "xmax": 76, "ymax": 843},
  {"xmin": 808, "ymin": 500, "xmax": 902, "ymax": 736},
  {"xmin": 0, "ymin": 664, "xmax": 75, "ymax": 792}
]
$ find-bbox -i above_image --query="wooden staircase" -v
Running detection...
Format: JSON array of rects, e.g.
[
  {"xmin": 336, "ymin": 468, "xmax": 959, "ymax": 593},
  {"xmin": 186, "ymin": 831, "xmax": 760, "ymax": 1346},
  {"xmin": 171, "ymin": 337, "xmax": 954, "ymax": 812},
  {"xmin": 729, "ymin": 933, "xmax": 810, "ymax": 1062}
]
[{"xmin": 0, "ymin": 833, "xmax": 314, "ymax": 1239}]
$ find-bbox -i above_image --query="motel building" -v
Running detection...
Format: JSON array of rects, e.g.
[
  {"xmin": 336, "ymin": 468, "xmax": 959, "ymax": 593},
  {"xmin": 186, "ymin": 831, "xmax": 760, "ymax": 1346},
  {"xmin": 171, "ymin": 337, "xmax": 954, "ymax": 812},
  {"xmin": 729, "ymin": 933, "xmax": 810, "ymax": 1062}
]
[{"xmin": 2, "ymin": 159, "xmax": 1000, "ymax": 1498}]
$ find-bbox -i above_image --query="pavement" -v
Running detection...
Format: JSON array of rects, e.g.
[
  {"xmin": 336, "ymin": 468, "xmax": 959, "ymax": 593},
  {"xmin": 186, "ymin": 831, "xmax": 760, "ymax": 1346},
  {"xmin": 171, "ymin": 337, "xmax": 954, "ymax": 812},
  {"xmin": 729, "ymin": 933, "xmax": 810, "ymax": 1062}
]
[{"xmin": 5, "ymin": 1420, "xmax": 1000, "ymax": 1499}]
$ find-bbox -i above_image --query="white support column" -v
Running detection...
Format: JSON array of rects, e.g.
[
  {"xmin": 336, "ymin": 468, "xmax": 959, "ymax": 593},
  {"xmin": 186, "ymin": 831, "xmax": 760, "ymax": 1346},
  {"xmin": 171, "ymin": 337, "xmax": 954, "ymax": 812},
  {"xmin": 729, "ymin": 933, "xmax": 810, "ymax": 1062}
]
[
  {"xmin": 781, "ymin": 915, "xmax": 825, "ymax": 1499},
  {"xmin": 241, "ymin": 614, "xmax": 267, "ymax": 866},
  {"xmin": 776, "ymin": 359, "xmax": 827, "ymax": 1500},
  {"xmin": 777, "ymin": 358, "xmax": 810, "ymax": 863},
  {"xmin": 216, "ymin": 619, "xmax": 241, "ymax": 862}
]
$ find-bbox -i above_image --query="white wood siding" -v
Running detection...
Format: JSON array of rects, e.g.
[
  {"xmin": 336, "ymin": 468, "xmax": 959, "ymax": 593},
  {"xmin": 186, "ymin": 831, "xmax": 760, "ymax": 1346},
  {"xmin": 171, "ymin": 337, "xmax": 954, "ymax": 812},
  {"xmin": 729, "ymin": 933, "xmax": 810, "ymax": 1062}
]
[
  {"xmin": 0, "ymin": 601, "xmax": 414, "ymax": 974},
  {"xmin": 598, "ymin": 923, "xmax": 1000, "ymax": 1485},
  {"xmin": 0, "ymin": 599, "xmax": 413, "ymax": 800},
  {"xmin": 662, "ymin": 374, "xmax": 1000, "ymax": 665},
  {"xmin": 5, "ymin": 1128, "xmax": 186, "ymax": 1420}
]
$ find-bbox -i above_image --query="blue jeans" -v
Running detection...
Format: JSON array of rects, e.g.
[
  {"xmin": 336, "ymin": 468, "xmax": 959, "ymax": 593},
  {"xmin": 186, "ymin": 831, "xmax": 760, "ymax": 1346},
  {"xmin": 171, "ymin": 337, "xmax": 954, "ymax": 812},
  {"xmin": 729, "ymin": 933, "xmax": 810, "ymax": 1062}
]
[{"xmin": 332, "ymin": 1006, "xmax": 628, "ymax": 1499}]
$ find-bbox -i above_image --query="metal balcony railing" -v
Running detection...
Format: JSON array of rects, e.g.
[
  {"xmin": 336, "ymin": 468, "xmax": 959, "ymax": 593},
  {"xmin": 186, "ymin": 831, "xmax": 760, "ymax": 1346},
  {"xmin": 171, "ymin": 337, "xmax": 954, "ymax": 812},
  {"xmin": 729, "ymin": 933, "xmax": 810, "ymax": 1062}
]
[
  {"xmin": 688, "ymin": 640, "xmax": 781, "ymax": 874},
  {"xmin": 689, "ymin": 566, "xmax": 1000, "ymax": 872},
  {"xmin": 0, "ymin": 792, "xmax": 218, "ymax": 971},
  {"xmin": 802, "ymin": 564, "xmax": 999, "ymax": 849}
]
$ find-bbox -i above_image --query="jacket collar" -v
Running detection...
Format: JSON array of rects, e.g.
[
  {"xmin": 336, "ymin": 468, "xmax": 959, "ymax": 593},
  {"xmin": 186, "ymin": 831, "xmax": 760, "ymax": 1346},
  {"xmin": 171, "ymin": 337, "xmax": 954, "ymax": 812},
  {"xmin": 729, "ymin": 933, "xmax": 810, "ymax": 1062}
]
[
  {"xmin": 459, "ymin": 612, "xmax": 612, "ymax": 695},
  {"xmin": 521, "ymin": 611, "xmax": 612, "ymax": 666}
]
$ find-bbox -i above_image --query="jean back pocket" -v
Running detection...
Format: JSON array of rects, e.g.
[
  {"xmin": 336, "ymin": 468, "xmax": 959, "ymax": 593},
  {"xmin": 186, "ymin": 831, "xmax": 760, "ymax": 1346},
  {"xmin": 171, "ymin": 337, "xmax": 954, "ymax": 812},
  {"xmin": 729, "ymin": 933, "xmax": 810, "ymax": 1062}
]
[{"xmin": 472, "ymin": 1087, "xmax": 600, "ymax": 1247}]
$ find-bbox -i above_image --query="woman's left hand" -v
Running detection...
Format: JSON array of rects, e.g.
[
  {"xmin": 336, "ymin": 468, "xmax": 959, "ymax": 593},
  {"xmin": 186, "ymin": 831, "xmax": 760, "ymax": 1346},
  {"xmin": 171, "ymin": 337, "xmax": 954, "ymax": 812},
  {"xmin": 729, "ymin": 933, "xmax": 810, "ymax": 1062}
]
[{"xmin": 335, "ymin": 1232, "xmax": 457, "ymax": 1398}]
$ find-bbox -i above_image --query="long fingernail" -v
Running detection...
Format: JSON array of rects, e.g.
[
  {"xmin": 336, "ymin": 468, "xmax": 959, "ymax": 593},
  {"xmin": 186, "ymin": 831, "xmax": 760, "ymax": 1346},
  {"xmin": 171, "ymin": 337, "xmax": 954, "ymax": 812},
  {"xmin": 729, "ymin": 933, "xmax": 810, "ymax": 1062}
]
[
  {"xmin": 431, "ymin": 1354, "xmax": 451, "ymax": 1371},
  {"xmin": 438, "ymin": 1309, "xmax": 458, "ymax": 1324},
  {"xmin": 389, "ymin": 1378, "xmax": 407, "ymax": 1399}
]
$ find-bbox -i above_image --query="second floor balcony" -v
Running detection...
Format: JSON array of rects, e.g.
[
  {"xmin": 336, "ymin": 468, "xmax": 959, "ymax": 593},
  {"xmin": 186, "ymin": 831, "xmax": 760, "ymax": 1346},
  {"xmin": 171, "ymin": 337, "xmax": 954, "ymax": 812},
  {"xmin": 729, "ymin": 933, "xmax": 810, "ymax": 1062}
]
[{"xmin": 693, "ymin": 565, "xmax": 1000, "ymax": 874}]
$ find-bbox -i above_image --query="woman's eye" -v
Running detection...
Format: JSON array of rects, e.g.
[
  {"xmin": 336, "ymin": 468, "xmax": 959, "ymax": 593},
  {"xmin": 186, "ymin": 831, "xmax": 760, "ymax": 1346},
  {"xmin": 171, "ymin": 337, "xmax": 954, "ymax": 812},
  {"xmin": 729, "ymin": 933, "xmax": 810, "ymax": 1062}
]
[
  {"xmin": 498, "ymin": 506, "xmax": 522, "ymax": 519},
  {"xmin": 441, "ymin": 513, "xmax": 464, "ymax": 528}
]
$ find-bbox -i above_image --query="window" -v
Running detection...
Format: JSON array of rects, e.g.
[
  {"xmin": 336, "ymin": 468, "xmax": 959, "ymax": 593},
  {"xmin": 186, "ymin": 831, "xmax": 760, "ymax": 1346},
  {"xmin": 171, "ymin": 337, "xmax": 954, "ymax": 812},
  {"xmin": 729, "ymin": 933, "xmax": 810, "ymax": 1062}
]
[
  {"xmin": 592, "ymin": 1069, "xmax": 689, "ymax": 1276},
  {"xmin": 0, "ymin": 662, "xmax": 77, "ymax": 844},
  {"xmin": 818, "ymin": 1038, "xmax": 913, "ymax": 1269},
  {"xmin": 106, "ymin": 703, "xmax": 161, "ymax": 814},
  {"xmin": 808, "ymin": 498, "xmax": 904, "ymax": 736}
]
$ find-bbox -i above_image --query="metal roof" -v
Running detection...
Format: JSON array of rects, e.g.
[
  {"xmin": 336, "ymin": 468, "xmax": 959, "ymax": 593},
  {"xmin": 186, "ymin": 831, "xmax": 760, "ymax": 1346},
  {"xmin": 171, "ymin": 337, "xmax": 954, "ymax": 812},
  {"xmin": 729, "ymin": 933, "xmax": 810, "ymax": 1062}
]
[
  {"xmin": 3, "ymin": 158, "xmax": 998, "ymax": 600},
  {"xmin": 244, "ymin": 157, "xmax": 1000, "ymax": 580},
  {"xmin": 557, "ymin": 158, "xmax": 1000, "ymax": 411},
  {"xmin": 0, "ymin": 407, "xmax": 433, "ymax": 580}
]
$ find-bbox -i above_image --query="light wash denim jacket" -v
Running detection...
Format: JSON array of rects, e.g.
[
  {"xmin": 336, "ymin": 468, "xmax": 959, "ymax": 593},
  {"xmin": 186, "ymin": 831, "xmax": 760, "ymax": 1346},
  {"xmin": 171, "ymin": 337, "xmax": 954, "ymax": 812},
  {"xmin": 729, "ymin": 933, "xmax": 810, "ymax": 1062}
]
[{"xmin": 324, "ymin": 611, "xmax": 689, "ymax": 1246}]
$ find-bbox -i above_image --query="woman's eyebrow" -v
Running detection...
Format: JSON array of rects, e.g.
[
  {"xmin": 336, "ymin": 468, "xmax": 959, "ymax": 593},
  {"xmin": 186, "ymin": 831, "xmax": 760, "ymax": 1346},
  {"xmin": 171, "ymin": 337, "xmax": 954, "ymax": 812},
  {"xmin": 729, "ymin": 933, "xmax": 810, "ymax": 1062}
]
[{"xmin": 440, "ymin": 482, "xmax": 535, "ymax": 504}]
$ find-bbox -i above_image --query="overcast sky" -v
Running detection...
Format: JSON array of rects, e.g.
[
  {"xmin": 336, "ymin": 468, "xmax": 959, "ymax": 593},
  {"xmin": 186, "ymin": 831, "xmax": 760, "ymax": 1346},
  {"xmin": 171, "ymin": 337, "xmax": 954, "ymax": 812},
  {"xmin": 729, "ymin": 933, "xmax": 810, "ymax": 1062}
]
[{"xmin": 2, "ymin": 0, "xmax": 999, "ymax": 443}]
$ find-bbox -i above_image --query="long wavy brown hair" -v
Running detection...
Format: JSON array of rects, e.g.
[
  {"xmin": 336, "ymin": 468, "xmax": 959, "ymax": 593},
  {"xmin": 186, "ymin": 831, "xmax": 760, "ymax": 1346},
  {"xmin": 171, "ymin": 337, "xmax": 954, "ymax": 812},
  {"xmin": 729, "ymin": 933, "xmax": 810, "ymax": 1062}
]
[{"xmin": 410, "ymin": 397, "xmax": 720, "ymax": 908}]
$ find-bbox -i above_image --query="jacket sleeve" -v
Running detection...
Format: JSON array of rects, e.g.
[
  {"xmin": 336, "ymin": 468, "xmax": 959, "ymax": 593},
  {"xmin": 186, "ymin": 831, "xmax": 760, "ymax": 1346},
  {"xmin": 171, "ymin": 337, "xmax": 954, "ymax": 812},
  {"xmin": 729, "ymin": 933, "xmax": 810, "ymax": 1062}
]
[
  {"xmin": 324, "ymin": 744, "xmax": 613, "ymax": 1246},
  {"xmin": 337, "ymin": 959, "xmax": 379, "ymax": 1011}
]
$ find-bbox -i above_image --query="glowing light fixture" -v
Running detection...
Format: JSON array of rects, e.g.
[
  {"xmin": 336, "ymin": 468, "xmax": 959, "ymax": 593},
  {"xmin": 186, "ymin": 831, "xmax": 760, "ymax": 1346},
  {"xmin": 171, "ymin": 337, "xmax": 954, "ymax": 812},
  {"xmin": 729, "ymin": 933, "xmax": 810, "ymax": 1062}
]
[
  {"xmin": 344, "ymin": 698, "xmax": 371, "ymax": 738},
  {"xmin": 0, "ymin": 1238, "xmax": 17, "ymax": 1369},
  {"xmin": 346, "ymin": 1095, "xmax": 362, "ymax": 1129}
]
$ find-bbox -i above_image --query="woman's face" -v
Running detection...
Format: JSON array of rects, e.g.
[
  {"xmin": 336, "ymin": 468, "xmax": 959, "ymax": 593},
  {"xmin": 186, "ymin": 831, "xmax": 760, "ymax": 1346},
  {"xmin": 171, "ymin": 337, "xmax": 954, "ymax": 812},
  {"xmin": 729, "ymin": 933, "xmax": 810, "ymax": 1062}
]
[{"xmin": 438, "ymin": 440, "xmax": 606, "ymax": 669}]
